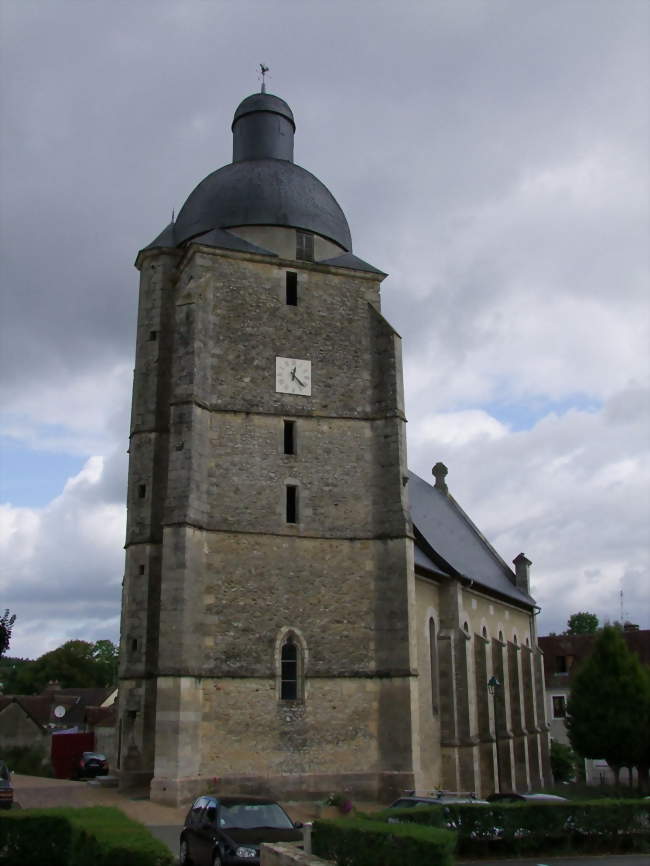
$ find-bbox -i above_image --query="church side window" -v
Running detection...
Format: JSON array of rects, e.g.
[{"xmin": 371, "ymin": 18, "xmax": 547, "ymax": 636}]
[
  {"xmin": 296, "ymin": 231, "xmax": 314, "ymax": 262},
  {"xmin": 429, "ymin": 618, "xmax": 439, "ymax": 715},
  {"xmin": 281, "ymin": 636, "xmax": 300, "ymax": 700}
]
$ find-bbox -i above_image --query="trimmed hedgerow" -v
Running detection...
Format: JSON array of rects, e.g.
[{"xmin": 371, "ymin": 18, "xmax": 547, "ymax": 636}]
[
  {"xmin": 312, "ymin": 816, "xmax": 456, "ymax": 866},
  {"xmin": 0, "ymin": 806, "xmax": 174, "ymax": 866},
  {"xmin": 374, "ymin": 798, "xmax": 650, "ymax": 857}
]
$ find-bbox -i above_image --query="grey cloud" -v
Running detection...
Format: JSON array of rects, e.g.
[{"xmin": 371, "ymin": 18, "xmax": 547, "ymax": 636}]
[{"xmin": 0, "ymin": 0, "xmax": 647, "ymax": 653}]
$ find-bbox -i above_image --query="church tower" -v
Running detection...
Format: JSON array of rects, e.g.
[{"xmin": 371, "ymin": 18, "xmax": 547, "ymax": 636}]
[{"xmin": 118, "ymin": 88, "xmax": 419, "ymax": 805}]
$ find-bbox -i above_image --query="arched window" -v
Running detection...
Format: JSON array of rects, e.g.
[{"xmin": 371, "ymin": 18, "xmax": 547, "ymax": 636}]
[
  {"xmin": 498, "ymin": 630, "xmax": 504, "ymax": 642},
  {"xmin": 463, "ymin": 621, "xmax": 469, "ymax": 633},
  {"xmin": 429, "ymin": 618, "xmax": 439, "ymax": 715},
  {"xmin": 280, "ymin": 635, "xmax": 301, "ymax": 701},
  {"xmin": 482, "ymin": 626, "xmax": 488, "ymax": 639}
]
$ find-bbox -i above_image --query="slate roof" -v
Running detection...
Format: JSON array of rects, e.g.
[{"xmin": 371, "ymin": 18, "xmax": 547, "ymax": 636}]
[
  {"xmin": 189, "ymin": 227, "xmax": 277, "ymax": 257},
  {"xmin": 173, "ymin": 158, "xmax": 352, "ymax": 251},
  {"xmin": 409, "ymin": 470, "xmax": 535, "ymax": 607},
  {"xmin": 317, "ymin": 252, "xmax": 386, "ymax": 276}
]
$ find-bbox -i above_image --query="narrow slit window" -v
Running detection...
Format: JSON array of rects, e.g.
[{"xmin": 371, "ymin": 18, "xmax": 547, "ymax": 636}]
[
  {"xmin": 137, "ymin": 484, "xmax": 146, "ymax": 499},
  {"xmin": 281, "ymin": 638, "xmax": 298, "ymax": 700},
  {"xmin": 138, "ymin": 564, "xmax": 145, "ymax": 575},
  {"xmin": 131, "ymin": 638, "xmax": 138, "ymax": 652},
  {"xmin": 296, "ymin": 231, "xmax": 314, "ymax": 262},
  {"xmin": 284, "ymin": 420, "xmax": 296, "ymax": 455},
  {"xmin": 285, "ymin": 272, "xmax": 298, "ymax": 305},
  {"xmin": 286, "ymin": 485, "xmax": 298, "ymax": 523},
  {"xmin": 148, "ymin": 330, "xmax": 158, "ymax": 341}
]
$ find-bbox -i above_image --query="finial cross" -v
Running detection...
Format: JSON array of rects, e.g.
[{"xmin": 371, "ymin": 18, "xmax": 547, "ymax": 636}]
[{"xmin": 259, "ymin": 63, "xmax": 269, "ymax": 93}]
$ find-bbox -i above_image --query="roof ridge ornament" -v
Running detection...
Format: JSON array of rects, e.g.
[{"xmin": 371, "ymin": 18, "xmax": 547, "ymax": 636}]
[
  {"xmin": 432, "ymin": 462, "xmax": 448, "ymax": 494},
  {"xmin": 259, "ymin": 63, "xmax": 269, "ymax": 93}
]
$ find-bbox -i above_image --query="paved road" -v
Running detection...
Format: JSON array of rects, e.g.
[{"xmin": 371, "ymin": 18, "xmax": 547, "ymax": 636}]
[
  {"xmin": 148, "ymin": 824, "xmax": 182, "ymax": 860},
  {"xmin": 146, "ymin": 826, "xmax": 649, "ymax": 866},
  {"xmin": 457, "ymin": 857, "xmax": 650, "ymax": 866}
]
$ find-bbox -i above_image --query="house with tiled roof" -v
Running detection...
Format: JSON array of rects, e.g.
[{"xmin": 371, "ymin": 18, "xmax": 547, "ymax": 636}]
[{"xmin": 538, "ymin": 628, "xmax": 650, "ymax": 784}]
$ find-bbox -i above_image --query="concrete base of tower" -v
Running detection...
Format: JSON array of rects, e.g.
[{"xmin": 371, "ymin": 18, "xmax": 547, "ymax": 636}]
[{"xmin": 149, "ymin": 770, "xmax": 415, "ymax": 808}]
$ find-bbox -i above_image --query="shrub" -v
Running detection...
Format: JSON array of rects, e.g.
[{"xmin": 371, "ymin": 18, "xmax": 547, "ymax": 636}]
[
  {"xmin": 0, "ymin": 806, "xmax": 174, "ymax": 866},
  {"xmin": 374, "ymin": 799, "xmax": 650, "ymax": 857},
  {"xmin": 550, "ymin": 740, "xmax": 577, "ymax": 783},
  {"xmin": 2, "ymin": 745, "xmax": 52, "ymax": 777},
  {"xmin": 312, "ymin": 816, "xmax": 456, "ymax": 866}
]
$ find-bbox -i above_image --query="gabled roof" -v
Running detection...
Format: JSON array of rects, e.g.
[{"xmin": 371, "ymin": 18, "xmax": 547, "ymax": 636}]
[
  {"xmin": 408, "ymin": 470, "xmax": 534, "ymax": 607},
  {"xmin": 48, "ymin": 687, "xmax": 113, "ymax": 705},
  {"xmin": 0, "ymin": 696, "xmax": 50, "ymax": 730}
]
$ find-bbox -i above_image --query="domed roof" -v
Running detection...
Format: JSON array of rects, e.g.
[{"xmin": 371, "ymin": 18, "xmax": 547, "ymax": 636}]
[
  {"xmin": 174, "ymin": 159, "xmax": 352, "ymax": 250},
  {"xmin": 232, "ymin": 93, "xmax": 295, "ymax": 129},
  {"xmin": 169, "ymin": 92, "xmax": 352, "ymax": 252}
]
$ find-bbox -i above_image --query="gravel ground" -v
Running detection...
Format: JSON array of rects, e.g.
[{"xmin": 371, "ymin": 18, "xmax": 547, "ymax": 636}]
[
  {"xmin": 11, "ymin": 774, "xmax": 188, "ymax": 825},
  {"xmin": 10, "ymin": 773, "xmax": 379, "ymax": 825}
]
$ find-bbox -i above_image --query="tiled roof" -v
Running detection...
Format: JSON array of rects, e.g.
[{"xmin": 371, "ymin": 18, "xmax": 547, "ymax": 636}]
[{"xmin": 538, "ymin": 630, "xmax": 650, "ymax": 688}]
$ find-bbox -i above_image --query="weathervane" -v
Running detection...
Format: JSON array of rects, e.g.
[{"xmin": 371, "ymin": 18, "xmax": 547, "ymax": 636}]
[{"xmin": 259, "ymin": 63, "xmax": 269, "ymax": 93}]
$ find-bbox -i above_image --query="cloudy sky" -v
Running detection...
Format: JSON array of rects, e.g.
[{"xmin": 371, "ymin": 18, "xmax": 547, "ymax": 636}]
[{"xmin": 1, "ymin": 0, "xmax": 648, "ymax": 660}]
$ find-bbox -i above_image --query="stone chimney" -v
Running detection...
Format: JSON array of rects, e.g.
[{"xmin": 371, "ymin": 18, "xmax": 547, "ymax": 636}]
[
  {"xmin": 513, "ymin": 553, "xmax": 532, "ymax": 593},
  {"xmin": 432, "ymin": 462, "xmax": 448, "ymax": 494}
]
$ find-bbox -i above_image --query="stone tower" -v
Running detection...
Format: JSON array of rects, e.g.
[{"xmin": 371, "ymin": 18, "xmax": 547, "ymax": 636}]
[{"xmin": 118, "ymin": 90, "xmax": 418, "ymax": 805}]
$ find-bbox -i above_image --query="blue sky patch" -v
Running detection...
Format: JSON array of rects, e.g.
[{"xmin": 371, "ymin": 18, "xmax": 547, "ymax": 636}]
[
  {"xmin": 0, "ymin": 438, "xmax": 85, "ymax": 508},
  {"xmin": 484, "ymin": 395, "xmax": 602, "ymax": 432}
]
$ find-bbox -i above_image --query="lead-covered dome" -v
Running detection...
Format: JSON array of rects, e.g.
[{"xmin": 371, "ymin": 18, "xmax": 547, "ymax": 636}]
[{"xmin": 170, "ymin": 92, "xmax": 352, "ymax": 252}]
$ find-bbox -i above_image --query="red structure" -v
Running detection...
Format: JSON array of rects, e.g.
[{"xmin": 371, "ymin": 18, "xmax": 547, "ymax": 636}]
[{"xmin": 51, "ymin": 731, "xmax": 94, "ymax": 779}]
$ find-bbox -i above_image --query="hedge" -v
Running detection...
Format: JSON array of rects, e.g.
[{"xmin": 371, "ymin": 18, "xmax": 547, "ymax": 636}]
[
  {"xmin": 374, "ymin": 798, "xmax": 650, "ymax": 857},
  {"xmin": 312, "ymin": 816, "xmax": 456, "ymax": 866},
  {"xmin": 0, "ymin": 806, "xmax": 174, "ymax": 866}
]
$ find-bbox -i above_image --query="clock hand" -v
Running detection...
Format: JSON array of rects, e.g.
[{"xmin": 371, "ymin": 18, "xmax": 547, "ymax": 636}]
[
  {"xmin": 290, "ymin": 367, "xmax": 297, "ymax": 380},
  {"xmin": 294, "ymin": 375, "xmax": 305, "ymax": 387}
]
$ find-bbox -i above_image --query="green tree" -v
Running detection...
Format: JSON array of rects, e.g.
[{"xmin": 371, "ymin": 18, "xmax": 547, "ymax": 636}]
[
  {"xmin": 0, "ymin": 609, "xmax": 16, "ymax": 657},
  {"xmin": 0, "ymin": 656, "xmax": 30, "ymax": 693},
  {"xmin": 2, "ymin": 639, "xmax": 119, "ymax": 694},
  {"xmin": 92, "ymin": 639, "xmax": 119, "ymax": 686},
  {"xmin": 550, "ymin": 740, "xmax": 576, "ymax": 783},
  {"xmin": 567, "ymin": 626, "xmax": 650, "ymax": 787},
  {"xmin": 565, "ymin": 611, "xmax": 599, "ymax": 635}
]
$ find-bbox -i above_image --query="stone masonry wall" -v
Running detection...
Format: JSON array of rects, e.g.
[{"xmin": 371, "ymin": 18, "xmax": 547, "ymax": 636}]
[{"xmin": 121, "ymin": 244, "xmax": 417, "ymax": 802}]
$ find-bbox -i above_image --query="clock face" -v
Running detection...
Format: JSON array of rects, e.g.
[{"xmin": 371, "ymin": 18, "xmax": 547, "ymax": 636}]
[{"xmin": 276, "ymin": 357, "xmax": 311, "ymax": 395}]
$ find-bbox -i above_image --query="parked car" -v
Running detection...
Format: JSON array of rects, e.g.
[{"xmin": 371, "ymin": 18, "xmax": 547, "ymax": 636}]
[
  {"xmin": 76, "ymin": 752, "xmax": 109, "ymax": 779},
  {"xmin": 179, "ymin": 795, "xmax": 303, "ymax": 865},
  {"xmin": 389, "ymin": 792, "xmax": 490, "ymax": 810},
  {"xmin": 387, "ymin": 792, "xmax": 490, "ymax": 832},
  {"xmin": 487, "ymin": 792, "xmax": 568, "ymax": 803},
  {"xmin": 388, "ymin": 791, "xmax": 496, "ymax": 832},
  {"xmin": 0, "ymin": 761, "xmax": 13, "ymax": 809}
]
